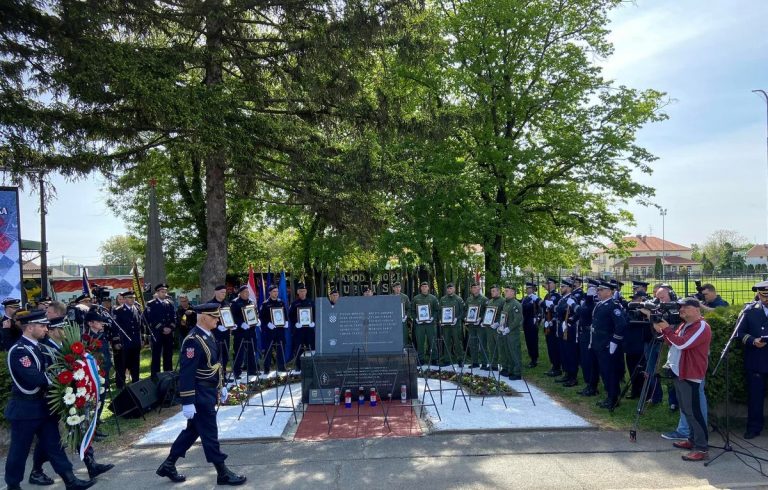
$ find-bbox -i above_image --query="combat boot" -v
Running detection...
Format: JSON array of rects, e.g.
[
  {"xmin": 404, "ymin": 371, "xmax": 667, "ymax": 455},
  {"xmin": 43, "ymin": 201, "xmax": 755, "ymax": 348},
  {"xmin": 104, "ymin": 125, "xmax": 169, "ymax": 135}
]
[
  {"xmin": 214, "ymin": 462, "xmax": 247, "ymax": 486},
  {"xmin": 83, "ymin": 452, "xmax": 114, "ymax": 479},
  {"xmin": 60, "ymin": 470, "xmax": 95, "ymax": 490},
  {"xmin": 156, "ymin": 456, "xmax": 186, "ymax": 483}
]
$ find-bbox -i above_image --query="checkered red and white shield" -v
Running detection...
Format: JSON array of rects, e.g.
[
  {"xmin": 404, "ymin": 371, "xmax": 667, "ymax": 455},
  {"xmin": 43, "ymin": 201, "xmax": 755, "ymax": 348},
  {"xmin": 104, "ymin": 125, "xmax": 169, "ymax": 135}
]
[
  {"xmin": 19, "ymin": 356, "xmax": 31, "ymax": 368},
  {"xmin": 186, "ymin": 347, "xmax": 195, "ymax": 359}
]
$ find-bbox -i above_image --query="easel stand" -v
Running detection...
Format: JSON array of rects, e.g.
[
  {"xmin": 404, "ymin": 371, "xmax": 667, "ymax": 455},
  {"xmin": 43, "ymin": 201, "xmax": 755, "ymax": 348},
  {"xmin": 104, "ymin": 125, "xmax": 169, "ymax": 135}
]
[
  {"xmin": 459, "ymin": 325, "xmax": 492, "ymax": 401},
  {"xmin": 479, "ymin": 335, "xmax": 508, "ymax": 408},
  {"xmin": 237, "ymin": 338, "xmax": 298, "ymax": 425},
  {"xmin": 424, "ymin": 324, "xmax": 470, "ymax": 411},
  {"xmin": 230, "ymin": 337, "xmax": 259, "ymax": 385}
]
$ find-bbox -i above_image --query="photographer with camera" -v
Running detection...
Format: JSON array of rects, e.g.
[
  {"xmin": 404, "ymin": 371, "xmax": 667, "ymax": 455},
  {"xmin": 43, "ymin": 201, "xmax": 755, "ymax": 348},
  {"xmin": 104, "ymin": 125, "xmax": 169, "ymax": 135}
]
[
  {"xmin": 653, "ymin": 298, "xmax": 712, "ymax": 461},
  {"xmin": 696, "ymin": 283, "xmax": 729, "ymax": 312},
  {"xmin": 736, "ymin": 281, "xmax": 768, "ymax": 439}
]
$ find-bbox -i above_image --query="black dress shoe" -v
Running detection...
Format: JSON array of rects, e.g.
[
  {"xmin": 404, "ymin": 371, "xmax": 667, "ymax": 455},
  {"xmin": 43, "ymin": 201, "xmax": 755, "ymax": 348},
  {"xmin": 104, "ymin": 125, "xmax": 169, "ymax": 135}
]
[
  {"xmin": 554, "ymin": 375, "xmax": 569, "ymax": 383},
  {"xmin": 545, "ymin": 369, "xmax": 562, "ymax": 377},
  {"xmin": 744, "ymin": 431, "xmax": 761, "ymax": 440},
  {"xmin": 471, "ymin": 363, "xmax": 480, "ymax": 368},
  {"xmin": 489, "ymin": 366, "xmax": 499, "ymax": 371},
  {"xmin": 480, "ymin": 364, "xmax": 489, "ymax": 370},
  {"xmin": 8, "ymin": 484, "xmax": 21, "ymax": 490},
  {"xmin": 509, "ymin": 375, "xmax": 522, "ymax": 381},
  {"xmin": 563, "ymin": 379, "xmax": 578, "ymax": 387},
  {"xmin": 579, "ymin": 387, "xmax": 598, "ymax": 397},
  {"xmin": 157, "ymin": 459, "xmax": 186, "ymax": 483},
  {"xmin": 499, "ymin": 370, "xmax": 510, "ymax": 376},
  {"xmin": 29, "ymin": 468, "xmax": 55, "ymax": 485},
  {"xmin": 61, "ymin": 470, "xmax": 95, "ymax": 490},
  {"xmin": 84, "ymin": 453, "xmax": 114, "ymax": 479},
  {"xmin": 215, "ymin": 463, "xmax": 247, "ymax": 486}
]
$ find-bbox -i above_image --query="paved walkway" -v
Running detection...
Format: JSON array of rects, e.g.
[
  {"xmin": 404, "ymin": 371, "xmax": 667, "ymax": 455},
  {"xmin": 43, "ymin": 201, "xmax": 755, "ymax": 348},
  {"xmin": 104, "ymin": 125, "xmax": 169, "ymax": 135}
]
[{"xmin": 5, "ymin": 429, "xmax": 768, "ymax": 489}]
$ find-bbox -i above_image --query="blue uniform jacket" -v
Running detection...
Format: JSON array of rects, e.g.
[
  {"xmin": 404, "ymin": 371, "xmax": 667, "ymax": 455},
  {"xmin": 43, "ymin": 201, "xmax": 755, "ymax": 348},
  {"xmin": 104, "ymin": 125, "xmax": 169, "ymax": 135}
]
[
  {"xmin": 178, "ymin": 326, "xmax": 222, "ymax": 406},
  {"xmin": 143, "ymin": 298, "xmax": 176, "ymax": 337},
  {"xmin": 4, "ymin": 336, "xmax": 52, "ymax": 421},
  {"xmin": 259, "ymin": 298, "xmax": 287, "ymax": 328},
  {"xmin": 113, "ymin": 303, "xmax": 143, "ymax": 348},
  {"xmin": 577, "ymin": 295, "xmax": 595, "ymax": 337},
  {"xmin": 521, "ymin": 295, "xmax": 540, "ymax": 329},
  {"xmin": 231, "ymin": 297, "xmax": 257, "ymax": 339},
  {"xmin": 555, "ymin": 293, "xmax": 577, "ymax": 339},
  {"xmin": 591, "ymin": 298, "xmax": 627, "ymax": 350},
  {"xmin": 738, "ymin": 302, "xmax": 768, "ymax": 373}
]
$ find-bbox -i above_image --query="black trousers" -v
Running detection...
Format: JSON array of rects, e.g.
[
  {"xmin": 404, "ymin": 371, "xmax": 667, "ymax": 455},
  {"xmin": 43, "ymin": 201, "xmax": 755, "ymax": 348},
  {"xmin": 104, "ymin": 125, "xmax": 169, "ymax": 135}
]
[
  {"xmin": 5, "ymin": 416, "xmax": 72, "ymax": 486},
  {"xmin": 115, "ymin": 346, "xmax": 141, "ymax": 388},
  {"xmin": 523, "ymin": 322, "xmax": 539, "ymax": 363},
  {"xmin": 169, "ymin": 403, "xmax": 227, "ymax": 464},
  {"xmin": 151, "ymin": 332, "xmax": 174, "ymax": 377},
  {"xmin": 232, "ymin": 333, "xmax": 259, "ymax": 377}
]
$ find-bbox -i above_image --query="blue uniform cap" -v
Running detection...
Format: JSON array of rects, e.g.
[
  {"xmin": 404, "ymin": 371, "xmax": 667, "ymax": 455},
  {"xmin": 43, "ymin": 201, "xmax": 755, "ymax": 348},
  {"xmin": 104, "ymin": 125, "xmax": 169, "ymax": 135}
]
[
  {"xmin": 268, "ymin": 284, "xmax": 278, "ymax": 292},
  {"xmin": 18, "ymin": 310, "xmax": 49, "ymax": 325},
  {"xmin": 632, "ymin": 280, "xmax": 649, "ymax": 288},
  {"xmin": 237, "ymin": 285, "xmax": 248, "ymax": 293},
  {"xmin": 597, "ymin": 281, "xmax": 615, "ymax": 290},
  {"xmin": 752, "ymin": 281, "xmax": 768, "ymax": 292},
  {"xmin": 587, "ymin": 278, "xmax": 601, "ymax": 287},
  {"xmin": 214, "ymin": 285, "xmax": 227, "ymax": 292},
  {"xmin": 154, "ymin": 283, "xmax": 169, "ymax": 291},
  {"xmin": 546, "ymin": 277, "xmax": 557, "ymax": 284},
  {"xmin": 192, "ymin": 303, "xmax": 221, "ymax": 317},
  {"xmin": 525, "ymin": 282, "xmax": 537, "ymax": 288},
  {"xmin": 122, "ymin": 290, "xmax": 136, "ymax": 298},
  {"xmin": 561, "ymin": 278, "xmax": 573, "ymax": 287},
  {"xmin": 84, "ymin": 311, "xmax": 109, "ymax": 323},
  {"xmin": 2, "ymin": 298, "xmax": 21, "ymax": 307}
]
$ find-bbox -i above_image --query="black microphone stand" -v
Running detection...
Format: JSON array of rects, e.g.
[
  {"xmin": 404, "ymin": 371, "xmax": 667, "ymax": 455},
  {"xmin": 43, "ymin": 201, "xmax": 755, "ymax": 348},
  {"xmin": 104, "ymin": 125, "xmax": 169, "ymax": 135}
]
[{"xmin": 706, "ymin": 303, "xmax": 768, "ymax": 467}]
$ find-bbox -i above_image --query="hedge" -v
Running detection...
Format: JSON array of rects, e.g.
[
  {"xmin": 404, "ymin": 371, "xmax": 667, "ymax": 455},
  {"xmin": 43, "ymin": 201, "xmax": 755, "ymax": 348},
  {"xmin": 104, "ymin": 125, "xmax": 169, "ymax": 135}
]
[
  {"xmin": 0, "ymin": 351, "xmax": 9, "ymax": 427},
  {"xmin": 704, "ymin": 305, "xmax": 748, "ymax": 407}
]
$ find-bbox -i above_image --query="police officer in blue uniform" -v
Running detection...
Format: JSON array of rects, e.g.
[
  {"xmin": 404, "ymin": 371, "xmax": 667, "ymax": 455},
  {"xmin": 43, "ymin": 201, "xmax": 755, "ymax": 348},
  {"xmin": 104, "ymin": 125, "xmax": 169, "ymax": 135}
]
[
  {"xmin": 259, "ymin": 285, "xmax": 288, "ymax": 374},
  {"xmin": 555, "ymin": 278, "xmax": 579, "ymax": 387},
  {"xmin": 29, "ymin": 312, "xmax": 114, "ymax": 485},
  {"xmin": 210, "ymin": 285, "xmax": 232, "ymax": 375},
  {"xmin": 4, "ymin": 311, "xmax": 95, "ymax": 490},
  {"xmin": 288, "ymin": 282, "xmax": 315, "ymax": 371},
  {"xmin": 231, "ymin": 285, "xmax": 260, "ymax": 382},
  {"xmin": 156, "ymin": 303, "xmax": 246, "ymax": 486},
  {"xmin": 624, "ymin": 282, "xmax": 648, "ymax": 400},
  {"xmin": 144, "ymin": 283, "xmax": 177, "ymax": 377},
  {"xmin": 577, "ymin": 279, "xmax": 600, "ymax": 397},
  {"xmin": 1, "ymin": 297, "xmax": 22, "ymax": 351},
  {"xmin": 591, "ymin": 280, "xmax": 627, "ymax": 410},
  {"xmin": 521, "ymin": 282, "xmax": 541, "ymax": 368},
  {"xmin": 542, "ymin": 278, "xmax": 562, "ymax": 377},
  {"xmin": 113, "ymin": 290, "xmax": 143, "ymax": 389},
  {"xmin": 737, "ymin": 281, "xmax": 768, "ymax": 439}
]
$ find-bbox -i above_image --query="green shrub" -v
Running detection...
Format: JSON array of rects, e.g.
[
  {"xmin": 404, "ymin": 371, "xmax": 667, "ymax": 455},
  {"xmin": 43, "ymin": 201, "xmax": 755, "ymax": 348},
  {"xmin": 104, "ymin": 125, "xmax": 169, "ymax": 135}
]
[
  {"xmin": 0, "ymin": 351, "xmax": 10, "ymax": 427},
  {"xmin": 705, "ymin": 305, "xmax": 749, "ymax": 406}
]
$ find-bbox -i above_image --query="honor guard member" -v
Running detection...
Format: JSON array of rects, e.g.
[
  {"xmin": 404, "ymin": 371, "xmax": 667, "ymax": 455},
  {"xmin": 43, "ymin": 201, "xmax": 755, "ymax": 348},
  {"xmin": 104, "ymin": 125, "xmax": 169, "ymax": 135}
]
[
  {"xmin": 71, "ymin": 294, "xmax": 93, "ymax": 331},
  {"xmin": 156, "ymin": 303, "xmax": 246, "ymax": 486},
  {"xmin": 144, "ymin": 283, "xmax": 177, "ymax": 377},
  {"xmin": 500, "ymin": 285, "xmax": 523, "ymax": 379},
  {"xmin": 4, "ymin": 311, "xmax": 95, "ymax": 490},
  {"xmin": 288, "ymin": 283, "xmax": 314, "ymax": 371},
  {"xmin": 411, "ymin": 281, "xmax": 440, "ymax": 365},
  {"xmin": 329, "ymin": 288, "xmax": 340, "ymax": 306},
  {"xmin": 465, "ymin": 283, "xmax": 488, "ymax": 368},
  {"xmin": 439, "ymin": 283, "xmax": 465, "ymax": 366},
  {"xmin": 577, "ymin": 279, "xmax": 600, "ymax": 397},
  {"xmin": 231, "ymin": 285, "xmax": 260, "ymax": 382},
  {"xmin": 29, "ymin": 313, "xmax": 113, "ymax": 486},
  {"xmin": 625, "ymin": 281, "xmax": 650, "ymax": 400},
  {"xmin": 210, "ymin": 285, "xmax": 232, "ymax": 374},
  {"xmin": 113, "ymin": 290, "xmax": 143, "ymax": 389},
  {"xmin": 392, "ymin": 282, "xmax": 411, "ymax": 348},
  {"xmin": 737, "ymin": 281, "xmax": 768, "ymax": 439},
  {"xmin": 82, "ymin": 310, "xmax": 113, "ymax": 432},
  {"xmin": 259, "ymin": 285, "xmax": 288, "ymax": 374},
  {"xmin": 633, "ymin": 281, "xmax": 663, "ymax": 404},
  {"xmin": 591, "ymin": 281, "xmax": 627, "ymax": 410},
  {"xmin": 484, "ymin": 285, "xmax": 506, "ymax": 371},
  {"xmin": 176, "ymin": 294, "xmax": 196, "ymax": 343},
  {"xmin": 610, "ymin": 279, "xmax": 628, "ymax": 306},
  {"xmin": 555, "ymin": 278, "xmax": 579, "ymax": 387},
  {"xmin": 1, "ymin": 297, "xmax": 22, "ymax": 351},
  {"xmin": 362, "ymin": 285, "xmax": 374, "ymax": 296},
  {"xmin": 542, "ymin": 278, "xmax": 562, "ymax": 377},
  {"xmin": 521, "ymin": 282, "xmax": 541, "ymax": 368}
]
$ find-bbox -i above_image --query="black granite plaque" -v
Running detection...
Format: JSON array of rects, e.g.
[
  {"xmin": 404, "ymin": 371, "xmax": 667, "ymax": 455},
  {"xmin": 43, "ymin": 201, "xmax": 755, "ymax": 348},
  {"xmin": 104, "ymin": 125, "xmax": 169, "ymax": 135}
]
[{"xmin": 316, "ymin": 296, "xmax": 403, "ymax": 355}]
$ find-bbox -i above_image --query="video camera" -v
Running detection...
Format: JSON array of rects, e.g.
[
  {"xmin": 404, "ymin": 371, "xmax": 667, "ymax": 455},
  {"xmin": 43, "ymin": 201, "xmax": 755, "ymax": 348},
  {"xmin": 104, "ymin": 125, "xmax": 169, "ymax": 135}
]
[
  {"xmin": 693, "ymin": 280, "xmax": 706, "ymax": 302},
  {"xmin": 626, "ymin": 300, "xmax": 681, "ymax": 326},
  {"xmin": 91, "ymin": 284, "xmax": 113, "ymax": 303}
]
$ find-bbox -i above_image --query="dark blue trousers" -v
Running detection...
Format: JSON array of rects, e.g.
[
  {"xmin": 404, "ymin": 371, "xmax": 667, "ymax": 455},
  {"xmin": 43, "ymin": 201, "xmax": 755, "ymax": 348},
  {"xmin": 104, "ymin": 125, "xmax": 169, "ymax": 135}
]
[
  {"xmin": 560, "ymin": 326, "xmax": 579, "ymax": 379},
  {"xmin": 595, "ymin": 345, "xmax": 623, "ymax": 402},
  {"xmin": 232, "ymin": 332, "xmax": 259, "ymax": 377},
  {"xmin": 579, "ymin": 333, "xmax": 599, "ymax": 388},
  {"xmin": 150, "ymin": 332, "xmax": 174, "ymax": 377},
  {"xmin": 261, "ymin": 327, "xmax": 286, "ymax": 372},
  {"xmin": 169, "ymin": 402, "xmax": 227, "ymax": 464},
  {"xmin": 213, "ymin": 329, "xmax": 231, "ymax": 374},
  {"xmin": 5, "ymin": 416, "xmax": 72, "ymax": 486},
  {"xmin": 523, "ymin": 323, "xmax": 539, "ymax": 363},
  {"xmin": 746, "ymin": 371, "xmax": 768, "ymax": 434},
  {"xmin": 291, "ymin": 327, "xmax": 315, "ymax": 370},
  {"xmin": 545, "ymin": 329, "xmax": 561, "ymax": 371}
]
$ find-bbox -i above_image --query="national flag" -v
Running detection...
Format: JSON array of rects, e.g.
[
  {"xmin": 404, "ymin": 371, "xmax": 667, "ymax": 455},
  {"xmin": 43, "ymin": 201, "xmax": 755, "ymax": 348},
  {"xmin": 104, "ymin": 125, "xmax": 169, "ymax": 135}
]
[
  {"xmin": 81, "ymin": 268, "xmax": 91, "ymax": 297},
  {"xmin": 247, "ymin": 265, "xmax": 258, "ymax": 304},
  {"xmin": 279, "ymin": 270, "xmax": 291, "ymax": 360},
  {"xmin": 131, "ymin": 260, "xmax": 146, "ymax": 310}
]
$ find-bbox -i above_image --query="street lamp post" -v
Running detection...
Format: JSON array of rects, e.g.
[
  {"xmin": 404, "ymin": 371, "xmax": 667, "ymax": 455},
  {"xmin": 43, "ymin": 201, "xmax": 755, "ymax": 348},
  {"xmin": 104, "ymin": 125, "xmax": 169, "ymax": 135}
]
[
  {"xmin": 660, "ymin": 208, "xmax": 667, "ymax": 280},
  {"xmin": 753, "ymin": 89, "xmax": 768, "ymax": 242}
]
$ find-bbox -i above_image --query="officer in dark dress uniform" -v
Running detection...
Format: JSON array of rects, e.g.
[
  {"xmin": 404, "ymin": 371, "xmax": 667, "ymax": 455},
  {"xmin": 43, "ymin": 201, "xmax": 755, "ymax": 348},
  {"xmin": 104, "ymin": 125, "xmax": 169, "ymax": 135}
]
[
  {"xmin": 113, "ymin": 291, "xmax": 143, "ymax": 389},
  {"xmin": 1, "ymin": 297, "xmax": 22, "ymax": 351},
  {"xmin": 542, "ymin": 278, "xmax": 562, "ymax": 377},
  {"xmin": 521, "ymin": 282, "xmax": 541, "ymax": 368},
  {"xmin": 144, "ymin": 283, "xmax": 177, "ymax": 377},
  {"xmin": 210, "ymin": 285, "xmax": 232, "ymax": 375},
  {"xmin": 156, "ymin": 303, "xmax": 246, "ymax": 486},
  {"xmin": 591, "ymin": 281, "xmax": 627, "ymax": 410},
  {"xmin": 4, "ymin": 311, "xmax": 94, "ymax": 490},
  {"xmin": 577, "ymin": 279, "xmax": 600, "ymax": 396},
  {"xmin": 71, "ymin": 294, "xmax": 93, "ymax": 331},
  {"xmin": 624, "ymin": 282, "xmax": 648, "ymax": 400},
  {"xmin": 738, "ymin": 281, "xmax": 768, "ymax": 439},
  {"xmin": 288, "ymin": 282, "xmax": 315, "ymax": 371},
  {"xmin": 29, "ymin": 313, "xmax": 113, "ymax": 485},
  {"xmin": 259, "ymin": 285, "xmax": 288, "ymax": 374},
  {"xmin": 231, "ymin": 285, "xmax": 259, "ymax": 381},
  {"xmin": 555, "ymin": 278, "xmax": 579, "ymax": 387}
]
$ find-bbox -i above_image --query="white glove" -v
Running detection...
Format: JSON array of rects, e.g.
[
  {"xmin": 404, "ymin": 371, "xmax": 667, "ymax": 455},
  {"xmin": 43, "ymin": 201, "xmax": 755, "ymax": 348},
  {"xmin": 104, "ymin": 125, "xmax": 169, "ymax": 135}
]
[
  {"xmin": 182, "ymin": 404, "xmax": 196, "ymax": 419},
  {"xmin": 491, "ymin": 322, "xmax": 499, "ymax": 330},
  {"xmin": 220, "ymin": 387, "xmax": 229, "ymax": 403},
  {"xmin": 545, "ymin": 300, "xmax": 553, "ymax": 307},
  {"xmin": 587, "ymin": 287, "xmax": 597, "ymax": 296},
  {"xmin": 309, "ymin": 322, "xmax": 315, "ymax": 328},
  {"xmin": 241, "ymin": 322, "xmax": 250, "ymax": 330},
  {"xmin": 427, "ymin": 317, "xmax": 433, "ymax": 323},
  {"xmin": 268, "ymin": 322, "xmax": 276, "ymax": 330},
  {"xmin": 562, "ymin": 321, "xmax": 567, "ymax": 332},
  {"xmin": 293, "ymin": 322, "xmax": 300, "ymax": 329},
  {"xmin": 609, "ymin": 342, "xmax": 617, "ymax": 354},
  {"xmin": 217, "ymin": 324, "xmax": 227, "ymax": 332},
  {"xmin": 566, "ymin": 298, "xmax": 576, "ymax": 307},
  {"xmin": 530, "ymin": 294, "xmax": 539, "ymax": 301},
  {"xmin": 502, "ymin": 327, "xmax": 510, "ymax": 335},
  {"xmin": 544, "ymin": 321, "xmax": 550, "ymax": 329}
]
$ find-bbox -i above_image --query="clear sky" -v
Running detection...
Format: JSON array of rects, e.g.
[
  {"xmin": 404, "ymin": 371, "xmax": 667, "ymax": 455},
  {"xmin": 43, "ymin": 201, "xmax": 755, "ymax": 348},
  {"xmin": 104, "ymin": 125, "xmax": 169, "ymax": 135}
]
[{"xmin": 11, "ymin": 0, "xmax": 768, "ymax": 265}]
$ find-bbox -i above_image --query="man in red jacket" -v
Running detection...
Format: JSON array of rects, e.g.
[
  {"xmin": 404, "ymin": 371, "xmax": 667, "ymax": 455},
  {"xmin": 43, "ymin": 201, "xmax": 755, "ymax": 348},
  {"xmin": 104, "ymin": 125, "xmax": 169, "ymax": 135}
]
[{"xmin": 654, "ymin": 298, "xmax": 712, "ymax": 461}]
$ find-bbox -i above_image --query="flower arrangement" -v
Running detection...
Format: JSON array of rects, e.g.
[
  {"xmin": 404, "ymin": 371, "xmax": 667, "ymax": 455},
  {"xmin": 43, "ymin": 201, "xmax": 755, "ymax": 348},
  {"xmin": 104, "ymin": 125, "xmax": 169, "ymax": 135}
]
[
  {"xmin": 422, "ymin": 370, "xmax": 519, "ymax": 396},
  {"xmin": 47, "ymin": 324, "xmax": 105, "ymax": 455},
  {"xmin": 226, "ymin": 383, "xmax": 250, "ymax": 405}
]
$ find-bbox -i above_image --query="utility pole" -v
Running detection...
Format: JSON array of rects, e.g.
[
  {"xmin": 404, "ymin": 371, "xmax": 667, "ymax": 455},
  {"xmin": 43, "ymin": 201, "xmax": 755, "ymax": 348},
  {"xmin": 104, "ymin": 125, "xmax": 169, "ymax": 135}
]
[
  {"xmin": 660, "ymin": 208, "xmax": 668, "ymax": 280},
  {"xmin": 753, "ymin": 90, "xmax": 768, "ymax": 242},
  {"xmin": 39, "ymin": 173, "xmax": 48, "ymax": 297}
]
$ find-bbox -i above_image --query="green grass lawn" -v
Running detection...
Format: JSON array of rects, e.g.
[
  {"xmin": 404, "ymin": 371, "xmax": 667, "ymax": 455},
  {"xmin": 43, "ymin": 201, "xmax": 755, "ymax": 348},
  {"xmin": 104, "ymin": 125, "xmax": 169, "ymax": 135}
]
[{"xmin": 616, "ymin": 276, "xmax": 764, "ymax": 306}]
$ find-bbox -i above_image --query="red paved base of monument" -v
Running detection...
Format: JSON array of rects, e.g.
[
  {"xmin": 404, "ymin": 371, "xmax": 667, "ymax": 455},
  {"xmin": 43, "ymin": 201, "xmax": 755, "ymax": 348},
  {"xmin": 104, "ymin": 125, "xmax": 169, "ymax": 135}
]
[{"xmin": 293, "ymin": 401, "xmax": 422, "ymax": 440}]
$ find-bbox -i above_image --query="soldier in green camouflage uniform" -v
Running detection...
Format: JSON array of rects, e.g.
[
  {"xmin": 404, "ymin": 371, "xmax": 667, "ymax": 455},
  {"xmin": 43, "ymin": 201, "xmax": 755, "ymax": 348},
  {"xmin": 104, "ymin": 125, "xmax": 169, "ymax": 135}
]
[
  {"xmin": 483, "ymin": 285, "xmax": 505, "ymax": 371},
  {"xmin": 439, "ymin": 282, "xmax": 465, "ymax": 366},
  {"xmin": 393, "ymin": 282, "xmax": 410, "ymax": 348},
  {"xmin": 464, "ymin": 282, "xmax": 487, "ymax": 368},
  {"xmin": 411, "ymin": 281, "xmax": 440, "ymax": 365},
  {"xmin": 500, "ymin": 285, "xmax": 523, "ymax": 379}
]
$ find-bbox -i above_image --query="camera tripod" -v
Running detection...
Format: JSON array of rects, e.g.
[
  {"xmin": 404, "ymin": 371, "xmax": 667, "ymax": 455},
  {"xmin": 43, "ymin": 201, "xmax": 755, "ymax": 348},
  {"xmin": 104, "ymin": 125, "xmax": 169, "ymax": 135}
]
[{"xmin": 628, "ymin": 336, "xmax": 664, "ymax": 442}]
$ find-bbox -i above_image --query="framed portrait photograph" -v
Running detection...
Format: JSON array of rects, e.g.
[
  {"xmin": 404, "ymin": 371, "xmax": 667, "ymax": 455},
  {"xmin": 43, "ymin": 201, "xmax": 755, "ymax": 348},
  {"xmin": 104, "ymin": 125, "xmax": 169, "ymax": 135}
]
[
  {"xmin": 298, "ymin": 307, "xmax": 312, "ymax": 327},
  {"xmin": 243, "ymin": 305, "xmax": 259, "ymax": 326},
  {"xmin": 417, "ymin": 304, "xmax": 431, "ymax": 323},
  {"xmin": 271, "ymin": 307, "xmax": 286, "ymax": 327},
  {"xmin": 481, "ymin": 306, "xmax": 497, "ymax": 327},
  {"xmin": 466, "ymin": 305, "xmax": 479, "ymax": 324},
  {"xmin": 220, "ymin": 307, "xmax": 236, "ymax": 329},
  {"xmin": 401, "ymin": 303, "xmax": 406, "ymax": 321},
  {"xmin": 440, "ymin": 306, "xmax": 455, "ymax": 325},
  {"xmin": 499, "ymin": 313, "xmax": 507, "ymax": 329}
]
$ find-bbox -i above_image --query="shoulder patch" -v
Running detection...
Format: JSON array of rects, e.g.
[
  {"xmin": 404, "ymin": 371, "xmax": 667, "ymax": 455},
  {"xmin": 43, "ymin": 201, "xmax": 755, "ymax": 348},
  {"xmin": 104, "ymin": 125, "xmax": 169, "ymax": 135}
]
[
  {"xmin": 186, "ymin": 347, "xmax": 195, "ymax": 359},
  {"xmin": 19, "ymin": 355, "xmax": 31, "ymax": 368},
  {"xmin": 613, "ymin": 309, "xmax": 622, "ymax": 317}
]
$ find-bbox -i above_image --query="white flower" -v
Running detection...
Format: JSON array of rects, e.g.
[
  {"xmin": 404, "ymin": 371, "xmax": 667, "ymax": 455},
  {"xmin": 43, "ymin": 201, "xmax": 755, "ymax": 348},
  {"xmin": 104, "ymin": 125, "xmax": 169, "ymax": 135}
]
[
  {"xmin": 65, "ymin": 387, "xmax": 74, "ymax": 395},
  {"xmin": 66, "ymin": 415, "xmax": 80, "ymax": 426},
  {"xmin": 76, "ymin": 387, "xmax": 87, "ymax": 398},
  {"xmin": 73, "ymin": 369, "xmax": 85, "ymax": 381},
  {"xmin": 63, "ymin": 393, "xmax": 76, "ymax": 405},
  {"xmin": 99, "ymin": 387, "xmax": 105, "ymax": 394},
  {"xmin": 69, "ymin": 407, "xmax": 77, "ymax": 416},
  {"xmin": 99, "ymin": 376, "xmax": 105, "ymax": 384}
]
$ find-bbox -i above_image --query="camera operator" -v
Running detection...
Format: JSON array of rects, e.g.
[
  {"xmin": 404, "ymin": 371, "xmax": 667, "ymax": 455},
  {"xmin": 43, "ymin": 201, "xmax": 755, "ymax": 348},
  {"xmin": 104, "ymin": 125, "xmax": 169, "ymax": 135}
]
[
  {"xmin": 653, "ymin": 298, "xmax": 712, "ymax": 462},
  {"xmin": 697, "ymin": 283, "xmax": 729, "ymax": 312},
  {"xmin": 736, "ymin": 280, "xmax": 768, "ymax": 439}
]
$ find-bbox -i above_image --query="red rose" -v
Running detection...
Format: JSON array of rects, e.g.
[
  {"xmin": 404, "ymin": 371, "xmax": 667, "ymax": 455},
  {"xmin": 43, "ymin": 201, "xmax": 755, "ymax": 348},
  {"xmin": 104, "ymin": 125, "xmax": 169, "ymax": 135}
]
[
  {"xmin": 76, "ymin": 379, "xmax": 87, "ymax": 388},
  {"xmin": 75, "ymin": 397, "xmax": 86, "ymax": 409},
  {"xmin": 93, "ymin": 340, "xmax": 102, "ymax": 349},
  {"xmin": 70, "ymin": 342, "xmax": 84, "ymax": 355},
  {"xmin": 64, "ymin": 354, "xmax": 75, "ymax": 364},
  {"xmin": 82, "ymin": 334, "xmax": 91, "ymax": 343},
  {"xmin": 57, "ymin": 371, "xmax": 73, "ymax": 384},
  {"xmin": 98, "ymin": 369, "xmax": 105, "ymax": 377}
]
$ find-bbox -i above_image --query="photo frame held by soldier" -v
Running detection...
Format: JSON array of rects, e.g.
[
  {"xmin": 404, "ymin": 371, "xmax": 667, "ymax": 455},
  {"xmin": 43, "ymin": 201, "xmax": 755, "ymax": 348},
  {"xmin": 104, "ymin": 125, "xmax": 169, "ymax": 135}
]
[
  {"xmin": 298, "ymin": 307, "xmax": 312, "ymax": 327},
  {"xmin": 417, "ymin": 304, "xmax": 431, "ymax": 323},
  {"xmin": 243, "ymin": 305, "xmax": 259, "ymax": 326},
  {"xmin": 271, "ymin": 307, "xmax": 286, "ymax": 327},
  {"xmin": 220, "ymin": 307, "xmax": 236, "ymax": 329},
  {"xmin": 481, "ymin": 306, "xmax": 497, "ymax": 327},
  {"xmin": 466, "ymin": 305, "xmax": 479, "ymax": 324},
  {"xmin": 440, "ymin": 306, "xmax": 455, "ymax": 325},
  {"xmin": 499, "ymin": 312, "xmax": 507, "ymax": 329},
  {"xmin": 401, "ymin": 303, "xmax": 406, "ymax": 321}
]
